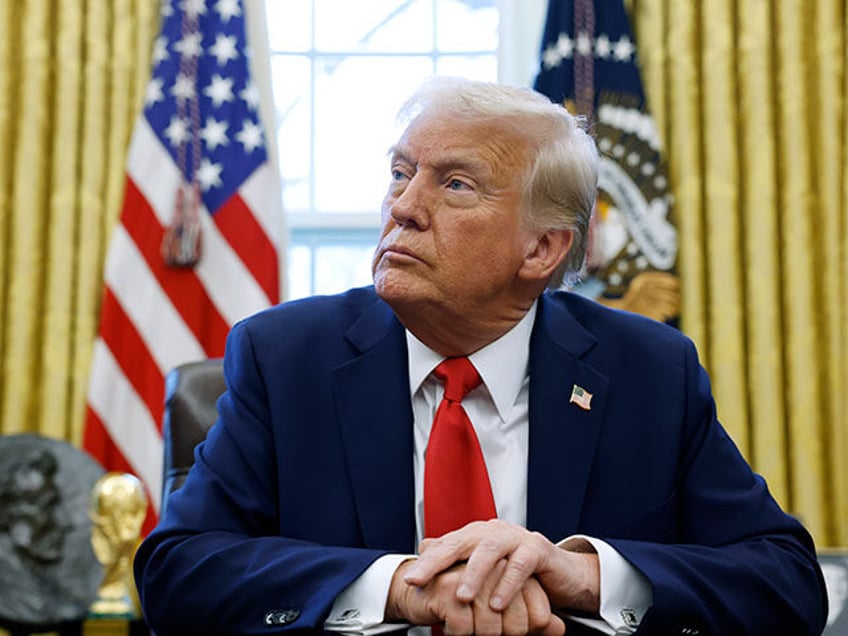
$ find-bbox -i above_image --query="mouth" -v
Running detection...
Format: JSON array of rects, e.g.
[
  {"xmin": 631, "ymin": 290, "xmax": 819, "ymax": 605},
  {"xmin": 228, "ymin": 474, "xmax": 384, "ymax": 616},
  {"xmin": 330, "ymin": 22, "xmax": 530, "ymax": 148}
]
[{"xmin": 378, "ymin": 243, "xmax": 422, "ymax": 264}]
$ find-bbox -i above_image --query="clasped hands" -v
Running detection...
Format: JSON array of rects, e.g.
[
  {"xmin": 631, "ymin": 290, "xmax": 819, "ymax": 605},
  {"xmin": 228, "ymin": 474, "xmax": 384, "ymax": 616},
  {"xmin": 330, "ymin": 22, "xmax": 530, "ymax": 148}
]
[{"xmin": 385, "ymin": 520, "xmax": 600, "ymax": 635}]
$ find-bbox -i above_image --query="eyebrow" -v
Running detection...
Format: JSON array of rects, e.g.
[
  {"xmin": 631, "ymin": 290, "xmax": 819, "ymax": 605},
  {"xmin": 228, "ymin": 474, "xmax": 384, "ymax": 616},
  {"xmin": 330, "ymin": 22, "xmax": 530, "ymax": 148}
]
[
  {"xmin": 388, "ymin": 146, "xmax": 493, "ymax": 178},
  {"xmin": 387, "ymin": 145, "xmax": 412, "ymax": 164}
]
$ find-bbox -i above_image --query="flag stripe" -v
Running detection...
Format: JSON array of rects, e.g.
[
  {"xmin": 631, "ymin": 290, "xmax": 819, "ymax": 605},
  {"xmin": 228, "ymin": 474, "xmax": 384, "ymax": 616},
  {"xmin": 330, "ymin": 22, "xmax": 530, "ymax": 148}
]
[
  {"xmin": 214, "ymin": 193, "xmax": 279, "ymax": 302},
  {"xmin": 88, "ymin": 340, "xmax": 164, "ymax": 510},
  {"xmin": 98, "ymin": 287, "xmax": 165, "ymax": 425},
  {"xmin": 121, "ymin": 177, "xmax": 231, "ymax": 355},
  {"xmin": 193, "ymin": 215, "xmax": 274, "ymax": 325},
  {"xmin": 126, "ymin": 119, "xmax": 182, "ymax": 224},
  {"xmin": 240, "ymin": 163, "xmax": 283, "ymax": 244},
  {"xmin": 105, "ymin": 224, "xmax": 207, "ymax": 371}
]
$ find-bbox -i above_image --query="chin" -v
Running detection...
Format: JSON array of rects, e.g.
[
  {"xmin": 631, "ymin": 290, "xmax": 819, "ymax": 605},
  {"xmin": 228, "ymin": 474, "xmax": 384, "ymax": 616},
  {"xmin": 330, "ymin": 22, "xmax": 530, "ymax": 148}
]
[{"xmin": 374, "ymin": 270, "xmax": 429, "ymax": 308}]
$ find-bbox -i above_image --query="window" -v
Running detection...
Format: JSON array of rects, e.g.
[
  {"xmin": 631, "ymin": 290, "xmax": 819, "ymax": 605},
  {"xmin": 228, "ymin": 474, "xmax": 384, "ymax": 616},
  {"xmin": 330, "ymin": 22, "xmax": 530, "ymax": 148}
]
[{"xmin": 265, "ymin": 0, "xmax": 500, "ymax": 299}]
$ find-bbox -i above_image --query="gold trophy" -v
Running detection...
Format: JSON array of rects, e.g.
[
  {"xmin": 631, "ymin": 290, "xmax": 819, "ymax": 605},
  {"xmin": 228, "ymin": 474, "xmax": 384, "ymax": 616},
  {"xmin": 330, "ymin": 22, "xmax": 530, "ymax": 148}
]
[{"xmin": 88, "ymin": 472, "xmax": 147, "ymax": 617}]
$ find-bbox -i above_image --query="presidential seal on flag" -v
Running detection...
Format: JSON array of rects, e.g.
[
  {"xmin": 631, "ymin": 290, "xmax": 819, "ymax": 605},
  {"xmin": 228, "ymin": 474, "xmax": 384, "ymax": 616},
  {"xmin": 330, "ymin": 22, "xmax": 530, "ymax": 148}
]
[{"xmin": 535, "ymin": 0, "xmax": 680, "ymax": 325}]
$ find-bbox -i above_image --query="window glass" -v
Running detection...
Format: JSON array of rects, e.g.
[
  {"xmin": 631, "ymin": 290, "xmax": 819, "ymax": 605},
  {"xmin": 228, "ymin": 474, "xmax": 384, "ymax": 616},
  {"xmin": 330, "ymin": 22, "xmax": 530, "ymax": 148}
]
[
  {"xmin": 314, "ymin": 0, "xmax": 434, "ymax": 52},
  {"xmin": 266, "ymin": 0, "xmax": 312, "ymax": 52},
  {"xmin": 314, "ymin": 245, "xmax": 377, "ymax": 295},
  {"xmin": 436, "ymin": 0, "xmax": 498, "ymax": 51},
  {"xmin": 270, "ymin": 55, "xmax": 311, "ymax": 213}
]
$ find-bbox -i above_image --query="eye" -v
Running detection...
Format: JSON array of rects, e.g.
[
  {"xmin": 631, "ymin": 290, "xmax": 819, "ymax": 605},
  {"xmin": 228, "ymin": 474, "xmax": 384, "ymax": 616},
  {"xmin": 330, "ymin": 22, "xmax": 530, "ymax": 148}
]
[
  {"xmin": 447, "ymin": 178, "xmax": 471, "ymax": 191},
  {"xmin": 391, "ymin": 169, "xmax": 407, "ymax": 181}
]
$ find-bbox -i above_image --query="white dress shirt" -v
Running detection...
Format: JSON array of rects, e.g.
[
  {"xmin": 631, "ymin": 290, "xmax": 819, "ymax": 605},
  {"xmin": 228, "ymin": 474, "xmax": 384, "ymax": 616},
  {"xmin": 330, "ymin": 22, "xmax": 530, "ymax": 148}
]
[{"xmin": 326, "ymin": 302, "xmax": 651, "ymax": 634}]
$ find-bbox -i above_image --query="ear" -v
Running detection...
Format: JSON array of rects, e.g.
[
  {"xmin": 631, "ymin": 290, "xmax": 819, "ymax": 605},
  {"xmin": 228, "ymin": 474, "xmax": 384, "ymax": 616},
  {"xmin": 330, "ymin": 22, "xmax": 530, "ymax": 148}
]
[{"xmin": 518, "ymin": 229, "xmax": 574, "ymax": 283}]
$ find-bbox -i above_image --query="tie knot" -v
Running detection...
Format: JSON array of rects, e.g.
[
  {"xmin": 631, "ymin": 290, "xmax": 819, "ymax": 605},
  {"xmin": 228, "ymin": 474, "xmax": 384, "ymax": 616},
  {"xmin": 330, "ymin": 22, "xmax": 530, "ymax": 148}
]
[{"xmin": 434, "ymin": 357, "xmax": 482, "ymax": 403}]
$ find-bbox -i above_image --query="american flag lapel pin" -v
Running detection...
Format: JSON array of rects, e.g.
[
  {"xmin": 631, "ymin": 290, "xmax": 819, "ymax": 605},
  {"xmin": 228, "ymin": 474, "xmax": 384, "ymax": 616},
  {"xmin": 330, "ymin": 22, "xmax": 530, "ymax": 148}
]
[{"xmin": 569, "ymin": 384, "xmax": 593, "ymax": 410}]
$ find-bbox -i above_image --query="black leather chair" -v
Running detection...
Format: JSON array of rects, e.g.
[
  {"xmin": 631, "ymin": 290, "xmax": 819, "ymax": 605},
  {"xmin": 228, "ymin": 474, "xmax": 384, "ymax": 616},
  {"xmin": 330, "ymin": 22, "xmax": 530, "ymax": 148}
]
[{"xmin": 161, "ymin": 358, "xmax": 225, "ymax": 513}]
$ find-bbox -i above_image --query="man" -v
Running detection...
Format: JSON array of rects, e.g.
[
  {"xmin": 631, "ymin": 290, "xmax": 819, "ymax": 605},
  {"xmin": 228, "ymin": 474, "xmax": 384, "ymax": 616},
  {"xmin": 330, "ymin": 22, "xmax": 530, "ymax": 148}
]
[{"xmin": 134, "ymin": 78, "xmax": 827, "ymax": 635}]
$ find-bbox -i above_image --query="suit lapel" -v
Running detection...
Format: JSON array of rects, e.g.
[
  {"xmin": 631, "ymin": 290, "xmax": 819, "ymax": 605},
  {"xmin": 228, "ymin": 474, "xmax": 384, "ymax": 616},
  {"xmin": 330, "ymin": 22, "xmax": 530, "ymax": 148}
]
[
  {"xmin": 333, "ymin": 297, "xmax": 416, "ymax": 553},
  {"xmin": 526, "ymin": 294, "xmax": 609, "ymax": 540}
]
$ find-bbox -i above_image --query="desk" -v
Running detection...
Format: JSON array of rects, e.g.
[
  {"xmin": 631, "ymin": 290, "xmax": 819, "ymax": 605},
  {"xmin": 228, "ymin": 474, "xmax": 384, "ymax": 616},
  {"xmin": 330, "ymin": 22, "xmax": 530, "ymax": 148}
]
[
  {"xmin": 0, "ymin": 618, "xmax": 147, "ymax": 636},
  {"xmin": 82, "ymin": 618, "xmax": 147, "ymax": 636}
]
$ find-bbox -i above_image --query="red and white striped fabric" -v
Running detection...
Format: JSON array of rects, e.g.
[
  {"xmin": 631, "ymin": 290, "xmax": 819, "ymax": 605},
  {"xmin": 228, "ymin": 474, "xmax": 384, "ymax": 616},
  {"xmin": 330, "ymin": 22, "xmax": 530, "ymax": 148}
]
[{"xmin": 84, "ymin": 0, "xmax": 281, "ymax": 534}]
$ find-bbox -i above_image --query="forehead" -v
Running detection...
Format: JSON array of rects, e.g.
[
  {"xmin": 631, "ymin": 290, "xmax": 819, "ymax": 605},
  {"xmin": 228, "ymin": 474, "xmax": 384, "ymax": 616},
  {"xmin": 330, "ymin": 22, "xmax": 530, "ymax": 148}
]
[{"xmin": 392, "ymin": 114, "xmax": 531, "ymax": 177}]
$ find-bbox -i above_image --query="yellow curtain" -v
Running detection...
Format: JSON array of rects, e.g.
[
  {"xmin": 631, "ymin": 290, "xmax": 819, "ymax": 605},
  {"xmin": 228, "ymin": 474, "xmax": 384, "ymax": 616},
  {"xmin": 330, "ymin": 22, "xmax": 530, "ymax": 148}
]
[
  {"xmin": 629, "ymin": 0, "xmax": 848, "ymax": 547},
  {"xmin": 0, "ymin": 0, "xmax": 158, "ymax": 444}
]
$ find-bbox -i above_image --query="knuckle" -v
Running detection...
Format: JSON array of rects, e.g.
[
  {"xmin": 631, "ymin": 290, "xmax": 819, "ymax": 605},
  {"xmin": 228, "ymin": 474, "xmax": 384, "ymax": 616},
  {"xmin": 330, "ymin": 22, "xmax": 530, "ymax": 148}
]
[
  {"xmin": 508, "ymin": 552, "xmax": 536, "ymax": 577},
  {"xmin": 530, "ymin": 531, "xmax": 548, "ymax": 545}
]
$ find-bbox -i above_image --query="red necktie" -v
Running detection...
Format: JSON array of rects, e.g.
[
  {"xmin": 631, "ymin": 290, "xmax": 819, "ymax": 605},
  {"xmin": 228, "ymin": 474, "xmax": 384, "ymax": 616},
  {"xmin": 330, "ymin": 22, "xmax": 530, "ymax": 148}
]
[{"xmin": 424, "ymin": 357, "xmax": 497, "ymax": 538}]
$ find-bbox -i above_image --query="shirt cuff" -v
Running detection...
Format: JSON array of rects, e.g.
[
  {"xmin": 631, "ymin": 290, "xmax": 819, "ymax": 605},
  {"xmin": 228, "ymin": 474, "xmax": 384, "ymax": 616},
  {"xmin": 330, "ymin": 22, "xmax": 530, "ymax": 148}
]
[
  {"xmin": 558, "ymin": 535, "xmax": 652, "ymax": 635},
  {"xmin": 324, "ymin": 553, "xmax": 415, "ymax": 634}
]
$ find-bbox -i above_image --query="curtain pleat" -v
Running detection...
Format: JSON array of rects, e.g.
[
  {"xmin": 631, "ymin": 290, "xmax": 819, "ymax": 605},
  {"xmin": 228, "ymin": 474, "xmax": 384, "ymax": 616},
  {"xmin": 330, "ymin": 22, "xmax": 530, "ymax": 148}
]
[
  {"xmin": 40, "ymin": 0, "xmax": 84, "ymax": 441},
  {"xmin": 812, "ymin": 0, "xmax": 847, "ymax": 545},
  {"xmin": 736, "ymin": 0, "xmax": 788, "ymax": 505},
  {"xmin": 70, "ymin": 0, "xmax": 111, "ymax": 447},
  {"xmin": 0, "ymin": 2, "xmax": 14, "ymax": 399},
  {"xmin": 775, "ymin": 0, "xmax": 829, "ymax": 537},
  {"xmin": 701, "ymin": 0, "xmax": 749, "ymax": 454},
  {"xmin": 664, "ymin": 1, "xmax": 708, "ymax": 355},
  {"xmin": 4, "ymin": 0, "xmax": 53, "ymax": 436},
  {"xmin": 836, "ymin": 1, "xmax": 848, "ymax": 547}
]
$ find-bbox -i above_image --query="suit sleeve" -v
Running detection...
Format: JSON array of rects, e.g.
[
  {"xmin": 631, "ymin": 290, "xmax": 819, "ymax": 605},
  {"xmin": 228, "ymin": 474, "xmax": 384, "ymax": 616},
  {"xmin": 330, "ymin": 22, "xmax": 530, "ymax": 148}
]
[
  {"xmin": 133, "ymin": 320, "xmax": 389, "ymax": 635},
  {"xmin": 606, "ymin": 339, "xmax": 828, "ymax": 635}
]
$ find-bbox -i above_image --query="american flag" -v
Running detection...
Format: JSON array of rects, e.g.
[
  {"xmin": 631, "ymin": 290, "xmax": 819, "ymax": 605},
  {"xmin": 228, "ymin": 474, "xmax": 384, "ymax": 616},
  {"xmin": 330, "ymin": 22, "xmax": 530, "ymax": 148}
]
[
  {"xmin": 83, "ymin": 0, "xmax": 281, "ymax": 533},
  {"xmin": 569, "ymin": 384, "xmax": 593, "ymax": 411}
]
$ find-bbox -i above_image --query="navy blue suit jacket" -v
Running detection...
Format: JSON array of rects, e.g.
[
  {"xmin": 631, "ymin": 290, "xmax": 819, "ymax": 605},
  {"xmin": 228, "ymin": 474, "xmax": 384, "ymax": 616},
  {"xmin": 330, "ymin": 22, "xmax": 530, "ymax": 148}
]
[{"xmin": 135, "ymin": 286, "xmax": 827, "ymax": 635}]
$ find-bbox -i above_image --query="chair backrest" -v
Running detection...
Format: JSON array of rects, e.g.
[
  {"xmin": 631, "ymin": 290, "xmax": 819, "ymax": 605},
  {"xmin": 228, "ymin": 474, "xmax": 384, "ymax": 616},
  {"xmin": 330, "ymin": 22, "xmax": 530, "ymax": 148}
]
[{"xmin": 161, "ymin": 358, "xmax": 225, "ymax": 513}]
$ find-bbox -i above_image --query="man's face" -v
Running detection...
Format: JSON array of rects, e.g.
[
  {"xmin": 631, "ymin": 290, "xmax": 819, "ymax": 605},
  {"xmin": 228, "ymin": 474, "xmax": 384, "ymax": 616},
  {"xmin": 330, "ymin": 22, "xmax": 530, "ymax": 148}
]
[
  {"xmin": 5, "ymin": 458, "xmax": 66, "ymax": 563},
  {"xmin": 372, "ymin": 114, "xmax": 536, "ymax": 318}
]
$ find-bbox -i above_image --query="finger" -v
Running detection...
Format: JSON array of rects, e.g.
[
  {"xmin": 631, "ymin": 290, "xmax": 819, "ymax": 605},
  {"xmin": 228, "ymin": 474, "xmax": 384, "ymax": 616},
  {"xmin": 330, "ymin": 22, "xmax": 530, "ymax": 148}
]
[
  {"xmin": 541, "ymin": 613, "xmax": 566, "ymax": 636},
  {"xmin": 540, "ymin": 614, "xmax": 568, "ymax": 636},
  {"xmin": 442, "ymin": 602, "xmax": 474, "ymax": 636},
  {"xmin": 453, "ymin": 531, "xmax": 514, "ymax": 602},
  {"xmin": 490, "ymin": 535, "xmax": 552, "ymax": 610},
  {"xmin": 500, "ymin": 588, "xmax": 529, "ymax": 636},
  {"xmin": 418, "ymin": 538, "xmax": 435, "ymax": 554},
  {"xmin": 472, "ymin": 601, "xmax": 503, "ymax": 636},
  {"xmin": 522, "ymin": 578, "xmax": 566, "ymax": 636},
  {"xmin": 472, "ymin": 560, "xmax": 508, "ymax": 636},
  {"xmin": 522, "ymin": 577, "xmax": 552, "ymax": 634},
  {"xmin": 405, "ymin": 530, "xmax": 478, "ymax": 585}
]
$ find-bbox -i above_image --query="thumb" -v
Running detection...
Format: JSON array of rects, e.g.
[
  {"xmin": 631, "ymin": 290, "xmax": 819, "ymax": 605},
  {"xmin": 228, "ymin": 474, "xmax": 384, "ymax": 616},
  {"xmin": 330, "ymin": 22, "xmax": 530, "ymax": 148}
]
[{"xmin": 542, "ymin": 614, "xmax": 566, "ymax": 636}]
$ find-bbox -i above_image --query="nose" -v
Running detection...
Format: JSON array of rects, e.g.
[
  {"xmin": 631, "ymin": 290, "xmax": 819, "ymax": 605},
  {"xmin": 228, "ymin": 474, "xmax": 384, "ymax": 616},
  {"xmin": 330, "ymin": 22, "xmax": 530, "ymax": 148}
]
[{"xmin": 387, "ymin": 173, "xmax": 431, "ymax": 231}]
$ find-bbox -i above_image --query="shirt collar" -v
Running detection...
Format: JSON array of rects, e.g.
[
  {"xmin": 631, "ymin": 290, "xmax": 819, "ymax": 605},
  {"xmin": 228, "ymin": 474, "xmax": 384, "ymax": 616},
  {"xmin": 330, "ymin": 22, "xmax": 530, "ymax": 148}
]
[{"xmin": 406, "ymin": 301, "xmax": 537, "ymax": 421}]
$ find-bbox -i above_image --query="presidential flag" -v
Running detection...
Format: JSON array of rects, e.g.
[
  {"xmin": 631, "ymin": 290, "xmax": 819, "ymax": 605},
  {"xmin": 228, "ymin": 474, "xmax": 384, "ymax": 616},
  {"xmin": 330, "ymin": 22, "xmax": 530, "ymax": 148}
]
[
  {"xmin": 535, "ymin": 0, "xmax": 679, "ymax": 324},
  {"xmin": 84, "ymin": 0, "xmax": 281, "ymax": 533}
]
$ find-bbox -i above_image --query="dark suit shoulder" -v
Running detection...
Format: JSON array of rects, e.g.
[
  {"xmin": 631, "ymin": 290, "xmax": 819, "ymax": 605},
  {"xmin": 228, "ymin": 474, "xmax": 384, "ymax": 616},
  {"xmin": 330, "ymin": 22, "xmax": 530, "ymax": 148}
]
[
  {"xmin": 545, "ymin": 290, "xmax": 691, "ymax": 350},
  {"xmin": 234, "ymin": 286, "xmax": 382, "ymax": 339}
]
